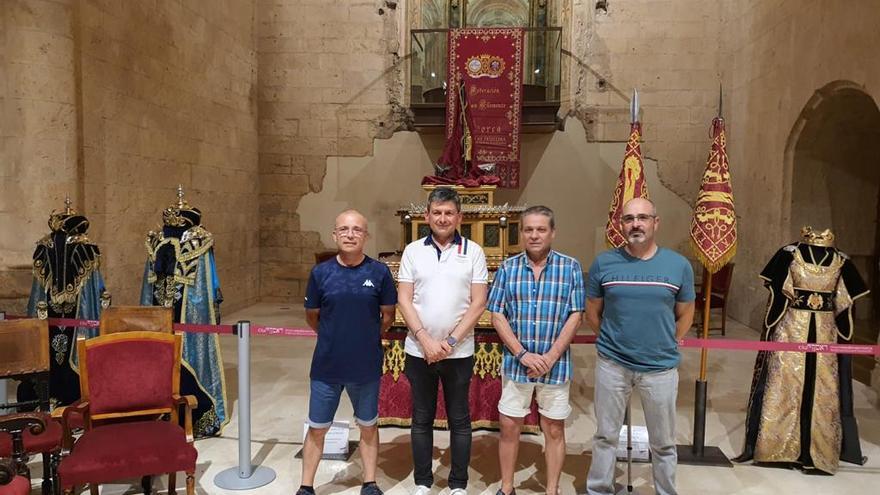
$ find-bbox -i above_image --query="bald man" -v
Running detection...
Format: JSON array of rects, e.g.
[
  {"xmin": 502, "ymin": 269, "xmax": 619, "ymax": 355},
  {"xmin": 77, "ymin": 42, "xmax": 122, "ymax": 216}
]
[
  {"xmin": 298, "ymin": 210, "xmax": 397, "ymax": 495},
  {"xmin": 585, "ymin": 198, "xmax": 695, "ymax": 495}
]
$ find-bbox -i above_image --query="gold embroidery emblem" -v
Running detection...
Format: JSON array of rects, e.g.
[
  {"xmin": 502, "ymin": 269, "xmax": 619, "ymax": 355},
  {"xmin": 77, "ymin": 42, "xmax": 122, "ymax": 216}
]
[
  {"xmin": 807, "ymin": 292, "xmax": 824, "ymax": 310},
  {"xmin": 466, "ymin": 54, "xmax": 505, "ymax": 78}
]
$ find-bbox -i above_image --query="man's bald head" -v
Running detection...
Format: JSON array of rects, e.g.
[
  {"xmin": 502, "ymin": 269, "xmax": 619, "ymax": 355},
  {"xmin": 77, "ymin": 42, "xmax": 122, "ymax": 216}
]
[
  {"xmin": 335, "ymin": 209, "xmax": 368, "ymax": 230},
  {"xmin": 622, "ymin": 197, "xmax": 657, "ymax": 217}
]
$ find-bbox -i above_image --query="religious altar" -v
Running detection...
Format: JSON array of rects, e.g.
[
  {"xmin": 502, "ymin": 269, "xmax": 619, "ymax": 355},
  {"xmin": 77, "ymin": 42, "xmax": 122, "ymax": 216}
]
[{"xmin": 378, "ymin": 185, "xmax": 541, "ymax": 432}]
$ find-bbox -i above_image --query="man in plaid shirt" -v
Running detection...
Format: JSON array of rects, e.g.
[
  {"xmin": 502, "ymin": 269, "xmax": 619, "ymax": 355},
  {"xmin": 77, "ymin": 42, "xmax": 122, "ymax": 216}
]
[{"xmin": 487, "ymin": 205, "xmax": 585, "ymax": 495}]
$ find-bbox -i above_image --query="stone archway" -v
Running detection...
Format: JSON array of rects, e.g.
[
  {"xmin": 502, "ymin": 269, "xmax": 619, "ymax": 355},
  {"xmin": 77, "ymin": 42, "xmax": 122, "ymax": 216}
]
[{"xmin": 784, "ymin": 80, "xmax": 880, "ymax": 384}]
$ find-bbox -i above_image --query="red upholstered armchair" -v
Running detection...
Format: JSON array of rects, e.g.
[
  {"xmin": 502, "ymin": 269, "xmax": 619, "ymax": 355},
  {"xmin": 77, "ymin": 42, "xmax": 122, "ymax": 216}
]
[
  {"xmin": 57, "ymin": 331, "xmax": 198, "ymax": 495},
  {"xmin": 0, "ymin": 318, "xmax": 62, "ymax": 495},
  {"xmin": 0, "ymin": 413, "xmax": 48, "ymax": 495},
  {"xmin": 0, "ymin": 458, "xmax": 31, "ymax": 495}
]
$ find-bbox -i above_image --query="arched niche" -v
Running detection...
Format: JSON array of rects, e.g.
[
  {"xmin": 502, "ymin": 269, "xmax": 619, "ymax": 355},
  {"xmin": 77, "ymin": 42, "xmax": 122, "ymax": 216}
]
[{"xmin": 783, "ymin": 80, "xmax": 880, "ymax": 383}]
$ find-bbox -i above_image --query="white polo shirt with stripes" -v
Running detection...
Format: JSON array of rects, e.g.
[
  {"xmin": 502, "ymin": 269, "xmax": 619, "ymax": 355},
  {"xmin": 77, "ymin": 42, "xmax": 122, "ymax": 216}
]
[{"xmin": 398, "ymin": 232, "xmax": 489, "ymax": 359}]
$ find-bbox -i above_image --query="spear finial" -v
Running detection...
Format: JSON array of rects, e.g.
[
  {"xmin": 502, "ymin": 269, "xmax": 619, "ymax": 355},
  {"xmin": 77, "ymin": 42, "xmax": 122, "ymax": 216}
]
[
  {"xmin": 64, "ymin": 195, "xmax": 73, "ymax": 214},
  {"xmin": 718, "ymin": 83, "xmax": 723, "ymax": 119},
  {"xmin": 177, "ymin": 184, "xmax": 185, "ymax": 208},
  {"xmin": 630, "ymin": 88, "xmax": 640, "ymax": 123}
]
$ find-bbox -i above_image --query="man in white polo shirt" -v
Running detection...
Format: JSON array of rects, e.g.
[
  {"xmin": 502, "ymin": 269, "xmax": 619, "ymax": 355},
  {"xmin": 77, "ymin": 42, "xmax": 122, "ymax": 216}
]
[{"xmin": 397, "ymin": 187, "xmax": 488, "ymax": 495}]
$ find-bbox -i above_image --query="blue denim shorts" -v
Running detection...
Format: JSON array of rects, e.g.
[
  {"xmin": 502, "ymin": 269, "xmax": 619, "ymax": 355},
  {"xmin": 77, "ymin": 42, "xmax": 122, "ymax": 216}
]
[{"xmin": 307, "ymin": 378, "xmax": 381, "ymax": 428}]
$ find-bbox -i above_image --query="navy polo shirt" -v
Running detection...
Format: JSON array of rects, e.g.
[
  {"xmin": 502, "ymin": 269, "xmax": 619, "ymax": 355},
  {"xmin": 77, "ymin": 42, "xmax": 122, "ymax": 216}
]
[{"xmin": 304, "ymin": 255, "xmax": 397, "ymax": 383}]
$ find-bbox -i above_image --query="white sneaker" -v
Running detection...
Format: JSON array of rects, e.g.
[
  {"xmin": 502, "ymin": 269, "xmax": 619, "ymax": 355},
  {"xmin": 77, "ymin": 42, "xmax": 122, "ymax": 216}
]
[
  {"xmin": 449, "ymin": 489, "xmax": 467, "ymax": 495},
  {"xmin": 411, "ymin": 486, "xmax": 431, "ymax": 495}
]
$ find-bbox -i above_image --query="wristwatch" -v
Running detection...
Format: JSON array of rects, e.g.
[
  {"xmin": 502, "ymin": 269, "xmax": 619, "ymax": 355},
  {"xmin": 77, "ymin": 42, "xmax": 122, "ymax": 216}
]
[{"xmin": 445, "ymin": 335, "xmax": 458, "ymax": 348}]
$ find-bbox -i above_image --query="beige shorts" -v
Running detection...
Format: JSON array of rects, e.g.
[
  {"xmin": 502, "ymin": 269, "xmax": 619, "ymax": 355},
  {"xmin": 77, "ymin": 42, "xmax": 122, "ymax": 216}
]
[{"xmin": 497, "ymin": 376, "xmax": 572, "ymax": 420}]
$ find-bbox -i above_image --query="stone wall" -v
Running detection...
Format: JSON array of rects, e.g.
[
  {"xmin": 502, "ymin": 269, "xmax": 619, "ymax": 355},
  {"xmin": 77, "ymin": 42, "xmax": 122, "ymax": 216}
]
[
  {"xmin": 1, "ymin": 0, "xmax": 79, "ymax": 314},
  {"xmin": 0, "ymin": 0, "xmax": 260, "ymax": 314},
  {"xmin": 78, "ymin": 0, "xmax": 260, "ymax": 311},
  {"xmin": 719, "ymin": 0, "xmax": 880, "ymax": 329},
  {"xmin": 256, "ymin": 0, "xmax": 407, "ymax": 301},
  {"xmin": 258, "ymin": 0, "xmax": 726, "ymax": 301}
]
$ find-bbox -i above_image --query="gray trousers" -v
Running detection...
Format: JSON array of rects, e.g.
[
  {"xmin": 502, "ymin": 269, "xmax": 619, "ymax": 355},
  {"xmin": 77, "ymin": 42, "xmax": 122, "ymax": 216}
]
[{"xmin": 587, "ymin": 355, "xmax": 679, "ymax": 495}]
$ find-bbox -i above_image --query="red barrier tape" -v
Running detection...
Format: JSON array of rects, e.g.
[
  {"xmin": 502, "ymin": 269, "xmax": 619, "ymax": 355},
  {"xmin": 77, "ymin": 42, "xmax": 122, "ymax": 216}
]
[{"xmin": 4, "ymin": 315, "xmax": 878, "ymax": 356}]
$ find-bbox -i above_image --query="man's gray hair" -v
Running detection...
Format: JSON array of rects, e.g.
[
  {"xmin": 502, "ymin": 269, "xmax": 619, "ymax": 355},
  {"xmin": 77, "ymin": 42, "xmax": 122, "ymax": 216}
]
[
  {"xmin": 522, "ymin": 205, "xmax": 555, "ymax": 229},
  {"xmin": 427, "ymin": 187, "xmax": 461, "ymax": 212}
]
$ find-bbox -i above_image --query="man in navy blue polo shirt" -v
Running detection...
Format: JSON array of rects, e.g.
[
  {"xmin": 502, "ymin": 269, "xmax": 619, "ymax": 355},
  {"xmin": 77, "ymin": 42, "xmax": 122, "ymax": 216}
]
[{"xmin": 297, "ymin": 209, "xmax": 397, "ymax": 495}]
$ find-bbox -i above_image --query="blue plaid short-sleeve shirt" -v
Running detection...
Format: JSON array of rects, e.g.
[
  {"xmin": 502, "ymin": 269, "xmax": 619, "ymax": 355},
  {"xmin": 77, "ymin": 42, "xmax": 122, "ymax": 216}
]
[{"xmin": 487, "ymin": 250, "xmax": 586, "ymax": 384}]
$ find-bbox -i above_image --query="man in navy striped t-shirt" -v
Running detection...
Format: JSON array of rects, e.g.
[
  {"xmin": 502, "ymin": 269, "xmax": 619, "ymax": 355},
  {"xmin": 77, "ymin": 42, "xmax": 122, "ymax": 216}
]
[
  {"xmin": 488, "ymin": 205, "xmax": 585, "ymax": 495},
  {"xmin": 585, "ymin": 198, "xmax": 695, "ymax": 495}
]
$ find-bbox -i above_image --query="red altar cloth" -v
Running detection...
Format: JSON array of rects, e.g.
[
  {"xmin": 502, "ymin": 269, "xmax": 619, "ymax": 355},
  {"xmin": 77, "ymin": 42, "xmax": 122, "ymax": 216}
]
[{"xmin": 377, "ymin": 341, "xmax": 540, "ymax": 432}]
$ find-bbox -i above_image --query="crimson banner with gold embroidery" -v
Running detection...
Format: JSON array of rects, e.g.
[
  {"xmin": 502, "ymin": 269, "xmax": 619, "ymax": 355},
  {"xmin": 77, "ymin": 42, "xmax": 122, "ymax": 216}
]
[
  {"xmin": 440, "ymin": 28, "xmax": 523, "ymax": 188},
  {"xmin": 690, "ymin": 117, "xmax": 737, "ymax": 273},
  {"xmin": 605, "ymin": 122, "xmax": 650, "ymax": 247}
]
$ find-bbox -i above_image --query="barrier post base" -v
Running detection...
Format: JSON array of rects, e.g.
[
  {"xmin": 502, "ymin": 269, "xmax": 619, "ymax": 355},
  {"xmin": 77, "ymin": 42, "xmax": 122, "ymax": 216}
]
[
  {"xmin": 676, "ymin": 379, "xmax": 732, "ymax": 467},
  {"xmin": 214, "ymin": 465, "xmax": 276, "ymax": 490},
  {"xmin": 676, "ymin": 444, "xmax": 732, "ymax": 467}
]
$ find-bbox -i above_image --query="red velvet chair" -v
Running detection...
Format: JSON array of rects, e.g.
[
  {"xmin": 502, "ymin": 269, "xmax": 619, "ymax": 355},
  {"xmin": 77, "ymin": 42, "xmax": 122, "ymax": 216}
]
[
  {"xmin": 0, "ymin": 464, "xmax": 30, "ymax": 495},
  {"xmin": 696, "ymin": 263, "xmax": 735, "ymax": 336},
  {"xmin": 57, "ymin": 331, "xmax": 197, "ymax": 495},
  {"xmin": 0, "ymin": 319, "xmax": 62, "ymax": 495},
  {"xmin": 0, "ymin": 413, "xmax": 48, "ymax": 495}
]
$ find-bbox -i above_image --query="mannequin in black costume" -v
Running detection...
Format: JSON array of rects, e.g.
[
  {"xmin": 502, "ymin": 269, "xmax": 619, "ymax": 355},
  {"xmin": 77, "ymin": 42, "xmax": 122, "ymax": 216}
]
[
  {"xmin": 19, "ymin": 199, "xmax": 110, "ymax": 408},
  {"xmin": 736, "ymin": 227, "xmax": 868, "ymax": 474}
]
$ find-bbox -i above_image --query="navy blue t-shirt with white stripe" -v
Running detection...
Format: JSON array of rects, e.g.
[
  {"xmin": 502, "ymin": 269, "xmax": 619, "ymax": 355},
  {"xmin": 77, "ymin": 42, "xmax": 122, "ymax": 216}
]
[
  {"xmin": 305, "ymin": 255, "xmax": 397, "ymax": 384},
  {"xmin": 587, "ymin": 247, "xmax": 695, "ymax": 372}
]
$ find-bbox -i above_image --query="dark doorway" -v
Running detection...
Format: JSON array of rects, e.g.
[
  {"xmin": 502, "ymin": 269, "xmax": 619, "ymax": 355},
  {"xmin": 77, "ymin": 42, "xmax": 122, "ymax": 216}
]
[{"xmin": 789, "ymin": 82, "xmax": 880, "ymax": 384}]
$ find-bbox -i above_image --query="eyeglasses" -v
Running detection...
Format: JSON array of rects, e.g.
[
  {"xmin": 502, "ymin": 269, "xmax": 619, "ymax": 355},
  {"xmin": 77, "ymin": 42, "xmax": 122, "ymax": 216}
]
[
  {"xmin": 333, "ymin": 227, "xmax": 367, "ymax": 237},
  {"xmin": 620, "ymin": 214, "xmax": 656, "ymax": 224}
]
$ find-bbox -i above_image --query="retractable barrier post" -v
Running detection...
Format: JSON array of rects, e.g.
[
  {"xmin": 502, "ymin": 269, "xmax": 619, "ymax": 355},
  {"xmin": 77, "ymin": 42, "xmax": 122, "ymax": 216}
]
[{"xmin": 214, "ymin": 321, "xmax": 276, "ymax": 490}]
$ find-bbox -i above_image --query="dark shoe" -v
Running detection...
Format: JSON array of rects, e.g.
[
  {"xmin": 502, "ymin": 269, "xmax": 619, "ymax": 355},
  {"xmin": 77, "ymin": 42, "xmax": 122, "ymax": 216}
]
[
  {"xmin": 296, "ymin": 488, "xmax": 315, "ymax": 495},
  {"xmin": 361, "ymin": 482, "xmax": 384, "ymax": 495},
  {"xmin": 496, "ymin": 490, "xmax": 516, "ymax": 495}
]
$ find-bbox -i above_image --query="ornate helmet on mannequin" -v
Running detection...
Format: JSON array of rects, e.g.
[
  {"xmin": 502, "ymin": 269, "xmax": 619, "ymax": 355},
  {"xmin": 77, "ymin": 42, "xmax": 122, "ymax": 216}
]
[
  {"xmin": 48, "ymin": 196, "xmax": 90, "ymax": 235},
  {"xmin": 162, "ymin": 185, "xmax": 201, "ymax": 229},
  {"xmin": 801, "ymin": 226, "xmax": 835, "ymax": 247}
]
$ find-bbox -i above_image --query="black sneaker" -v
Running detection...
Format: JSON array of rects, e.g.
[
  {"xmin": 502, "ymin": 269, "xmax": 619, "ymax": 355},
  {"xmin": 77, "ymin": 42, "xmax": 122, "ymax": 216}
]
[
  {"xmin": 296, "ymin": 488, "xmax": 315, "ymax": 495},
  {"xmin": 360, "ymin": 483, "xmax": 384, "ymax": 495}
]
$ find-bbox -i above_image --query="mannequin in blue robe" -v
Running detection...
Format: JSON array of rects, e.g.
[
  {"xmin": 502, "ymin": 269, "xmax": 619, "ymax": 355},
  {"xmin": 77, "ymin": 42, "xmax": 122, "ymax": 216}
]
[{"xmin": 140, "ymin": 191, "xmax": 228, "ymax": 437}]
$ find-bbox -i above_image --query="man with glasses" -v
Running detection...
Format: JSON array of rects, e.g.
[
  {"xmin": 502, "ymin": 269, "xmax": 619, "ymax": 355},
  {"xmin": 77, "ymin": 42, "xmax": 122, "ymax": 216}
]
[
  {"xmin": 298, "ymin": 209, "xmax": 397, "ymax": 495},
  {"xmin": 397, "ymin": 187, "xmax": 488, "ymax": 495},
  {"xmin": 585, "ymin": 198, "xmax": 695, "ymax": 495},
  {"xmin": 488, "ymin": 205, "xmax": 584, "ymax": 495}
]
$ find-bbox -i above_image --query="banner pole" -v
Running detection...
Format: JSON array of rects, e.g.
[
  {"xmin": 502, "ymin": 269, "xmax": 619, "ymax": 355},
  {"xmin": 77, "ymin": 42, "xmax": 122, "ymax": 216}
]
[
  {"xmin": 677, "ymin": 271, "xmax": 731, "ymax": 466},
  {"xmin": 214, "ymin": 321, "xmax": 276, "ymax": 490}
]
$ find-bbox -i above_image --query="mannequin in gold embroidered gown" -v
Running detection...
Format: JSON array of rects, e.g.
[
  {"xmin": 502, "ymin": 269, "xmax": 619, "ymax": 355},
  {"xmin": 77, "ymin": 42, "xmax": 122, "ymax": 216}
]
[{"xmin": 735, "ymin": 227, "xmax": 868, "ymax": 474}]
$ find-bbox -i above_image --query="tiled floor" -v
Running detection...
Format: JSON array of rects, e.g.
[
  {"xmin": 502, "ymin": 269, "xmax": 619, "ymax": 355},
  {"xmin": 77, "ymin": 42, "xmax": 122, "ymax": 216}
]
[{"xmin": 18, "ymin": 302, "xmax": 880, "ymax": 494}]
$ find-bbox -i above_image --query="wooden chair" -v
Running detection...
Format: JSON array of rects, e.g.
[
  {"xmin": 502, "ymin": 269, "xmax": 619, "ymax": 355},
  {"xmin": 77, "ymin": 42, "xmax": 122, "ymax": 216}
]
[
  {"xmin": 0, "ymin": 413, "xmax": 47, "ymax": 495},
  {"xmin": 99, "ymin": 306, "xmax": 173, "ymax": 334},
  {"xmin": 696, "ymin": 263, "xmax": 735, "ymax": 336},
  {"xmin": 0, "ymin": 319, "xmax": 62, "ymax": 495},
  {"xmin": 57, "ymin": 332, "xmax": 197, "ymax": 495}
]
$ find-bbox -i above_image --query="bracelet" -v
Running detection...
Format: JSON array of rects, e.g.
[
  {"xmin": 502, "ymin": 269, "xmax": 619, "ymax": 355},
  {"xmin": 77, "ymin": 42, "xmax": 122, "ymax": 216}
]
[
  {"xmin": 515, "ymin": 349, "xmax": 527, "ymax": 361},
  {"xmin": 412, "ymin": 327, "xmax": 426, "ymax": 338}
]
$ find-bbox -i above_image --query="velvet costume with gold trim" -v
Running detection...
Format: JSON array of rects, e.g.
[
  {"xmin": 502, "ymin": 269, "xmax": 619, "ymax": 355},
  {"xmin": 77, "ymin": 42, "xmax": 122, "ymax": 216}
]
[
  {"xmin": 140, "ymin": 206, "xmax": 228, "ymax": 438},
  {"xmin": 736, "ymin": 242, "xmax": 868, "ymax": 474},
  {"xmin": 23, "ymin": 212, "xmax": 107, "ymax": 406}
]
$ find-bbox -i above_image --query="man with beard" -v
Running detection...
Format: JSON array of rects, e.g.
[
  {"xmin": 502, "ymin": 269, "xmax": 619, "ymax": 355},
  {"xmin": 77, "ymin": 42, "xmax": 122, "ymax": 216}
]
[{"xmin": 585, "ymin": 198, "xmax": 695, "ymax": 495}]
